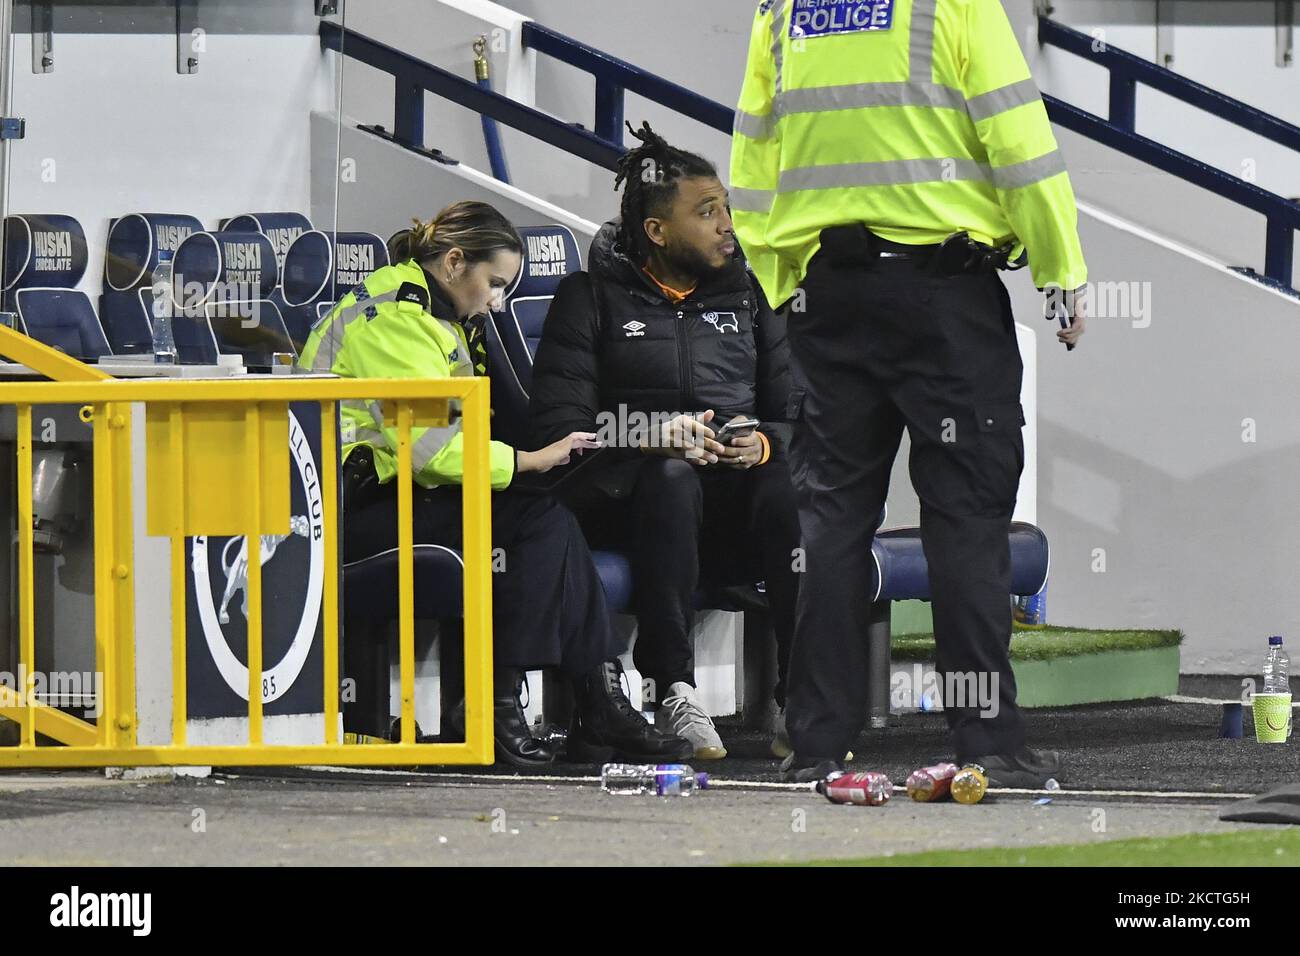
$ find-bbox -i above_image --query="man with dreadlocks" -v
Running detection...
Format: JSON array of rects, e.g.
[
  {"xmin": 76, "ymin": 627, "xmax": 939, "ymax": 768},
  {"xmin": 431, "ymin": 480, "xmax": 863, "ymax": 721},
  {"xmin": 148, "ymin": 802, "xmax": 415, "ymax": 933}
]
[{"xmin": 528, "ymin": 122, "xmax": 803, "ymax": 761}]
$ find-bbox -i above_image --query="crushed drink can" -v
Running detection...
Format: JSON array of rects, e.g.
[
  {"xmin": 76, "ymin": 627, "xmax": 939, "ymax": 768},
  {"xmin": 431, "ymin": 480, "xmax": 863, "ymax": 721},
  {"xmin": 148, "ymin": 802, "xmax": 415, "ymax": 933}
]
[
  {"xmin": 906, "ymin": 762, "xmax": 959, "ymax": 802},
  {"xmin": 951, "ymin": 764, "xmax": 988, "ymax": 805},
  {"xmin": 816, "ymin": 771, "xmax": 893, "ymax": 806}
]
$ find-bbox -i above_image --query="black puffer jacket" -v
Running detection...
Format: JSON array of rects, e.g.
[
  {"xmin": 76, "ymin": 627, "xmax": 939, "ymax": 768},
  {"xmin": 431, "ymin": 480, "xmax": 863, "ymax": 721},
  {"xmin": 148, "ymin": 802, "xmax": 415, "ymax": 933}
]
[{"xmin": 528, "ymin": 220, "xmax": 790, "ymax": 499}]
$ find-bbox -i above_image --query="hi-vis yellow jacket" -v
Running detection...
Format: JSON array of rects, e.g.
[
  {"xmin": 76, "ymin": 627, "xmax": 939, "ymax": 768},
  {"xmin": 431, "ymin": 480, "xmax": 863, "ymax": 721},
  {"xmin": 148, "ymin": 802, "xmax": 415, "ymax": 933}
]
[
  {"xmin": 730, "ymin": 0, "xmax": 1087, "ymax": 307},
  {"xmin": 298, "ymin": 259, "xmax": 516, "ymax": 490}
]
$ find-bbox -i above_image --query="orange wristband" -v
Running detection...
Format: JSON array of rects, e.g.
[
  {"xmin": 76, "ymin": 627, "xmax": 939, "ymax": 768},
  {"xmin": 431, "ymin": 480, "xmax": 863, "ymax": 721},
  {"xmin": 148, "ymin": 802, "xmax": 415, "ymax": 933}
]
[{"xmin": 755, "ymin": 430, "xmax": 771, "ymax": 466}]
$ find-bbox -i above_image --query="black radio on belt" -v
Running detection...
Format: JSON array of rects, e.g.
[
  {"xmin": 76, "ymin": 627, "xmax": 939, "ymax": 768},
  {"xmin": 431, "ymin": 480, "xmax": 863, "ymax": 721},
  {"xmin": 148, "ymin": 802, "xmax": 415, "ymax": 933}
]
[{"xmin": 932, "ymin": 232, "xmax": 1019, "ymax": 277}]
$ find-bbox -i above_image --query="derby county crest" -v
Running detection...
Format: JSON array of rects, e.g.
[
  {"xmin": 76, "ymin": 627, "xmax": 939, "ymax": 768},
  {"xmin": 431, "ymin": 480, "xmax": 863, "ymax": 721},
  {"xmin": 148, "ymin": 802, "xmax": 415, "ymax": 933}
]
[{"xmin": 190, "ymin": 410, "xmax": 325, "ymax": 703}]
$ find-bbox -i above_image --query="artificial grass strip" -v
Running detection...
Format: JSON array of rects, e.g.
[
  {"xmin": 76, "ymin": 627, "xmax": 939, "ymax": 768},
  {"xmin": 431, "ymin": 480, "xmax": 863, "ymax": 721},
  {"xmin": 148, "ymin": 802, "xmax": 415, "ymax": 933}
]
[
  {"xmin": 779, "ymin": 828, "xmax": 1300, "ymax": 867},
  {"xmin": 891, "ymin": 626, "xmax": 1183, "ymax": 663}
]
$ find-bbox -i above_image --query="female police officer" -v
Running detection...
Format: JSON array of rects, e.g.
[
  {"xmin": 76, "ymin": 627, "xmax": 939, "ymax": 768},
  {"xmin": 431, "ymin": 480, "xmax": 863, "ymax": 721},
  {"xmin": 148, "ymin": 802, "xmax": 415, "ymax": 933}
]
[{"xmin": 299, "ymin": 200, "xmax": 691, "ymax": 768}]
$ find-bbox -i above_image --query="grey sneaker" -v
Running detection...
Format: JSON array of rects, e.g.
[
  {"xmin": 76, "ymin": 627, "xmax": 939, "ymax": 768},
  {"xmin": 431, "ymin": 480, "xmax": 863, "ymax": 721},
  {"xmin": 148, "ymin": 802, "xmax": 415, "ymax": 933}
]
[
  {"xmin": 770, "ymin": 711, "xmax": 793, "ymax": 759},
  {"xmin": 656, "ymin": 682, "xmax": 727, "ymax": 760}
]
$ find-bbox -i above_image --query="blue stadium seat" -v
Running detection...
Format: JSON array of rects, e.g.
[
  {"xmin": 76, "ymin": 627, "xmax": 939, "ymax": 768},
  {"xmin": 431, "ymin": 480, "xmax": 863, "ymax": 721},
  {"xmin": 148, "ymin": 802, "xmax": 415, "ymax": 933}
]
[
  {"xmin": 485, "ymin": 225, "xmax": 582, "ymax": 449},
  {"xmin": 859, "ymin": 521, "xmax": 1050, "ymax": 727},
  {"xmin": 281, "ymin": 230, "xmax": 387, "ymax": 350},
  {"xmin": 220, "ymin": 212, "xmax": 311, "ymax": 284},
  {"xmin": 97, "ymin": 291, "xmax": 153, "ymax": 355},
  {"xmin": 343, "ymin": 544, "xmax": 466, "ymax": 620},
  {"xmin": 99, "ymin": 285, "xmax": 221, "ymax": 364},
  {"xmin": 3, "ymin": 214, "xmax": 91, "ymax": 307},
  {"xmin": 103, "ymin": 213, "xmax": 202, "ymax": 293},
  {"xmin": 172, "ymin": 230, "xmax": 288, "ymax": 364},
  {"xmin": 206, "ymin": 299, "xmax": 296, "ymax": 366},
  {"xmin": 133, "ymin": 288, "xmax": 218, "ymax": 364},
  {"xmin": 871, "ymin": 522, "xmax": 1049, "ymax": 602},
  {"xmin": 100, "ymin": 212, "xmax": 204, "ymax": 356},
  {"xmin": 2, "ymin": 214, "xmax": 108, "ymax": 359},
  {"xmin": 15, "ymin": 288, "xmax": 110, "ymax": 360}
]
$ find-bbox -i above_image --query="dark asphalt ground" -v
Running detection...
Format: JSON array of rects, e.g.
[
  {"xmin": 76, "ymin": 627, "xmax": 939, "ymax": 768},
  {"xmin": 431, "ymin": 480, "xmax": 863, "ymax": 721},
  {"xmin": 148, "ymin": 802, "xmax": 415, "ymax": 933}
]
[
  {"xmin": 300, "ymin": 674, "xmax": 1292, "ymax": 794},
  {"xmin": 1, "ymin": 675, "xmax": 1295, "ymax": 866}
]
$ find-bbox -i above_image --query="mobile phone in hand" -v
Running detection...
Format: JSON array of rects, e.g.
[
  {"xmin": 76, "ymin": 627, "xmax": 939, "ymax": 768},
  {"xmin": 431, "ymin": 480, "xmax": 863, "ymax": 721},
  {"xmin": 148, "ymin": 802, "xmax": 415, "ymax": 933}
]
[{"xmin": 714, "ymin": 418, "xmax": 760, "ymax": 444}]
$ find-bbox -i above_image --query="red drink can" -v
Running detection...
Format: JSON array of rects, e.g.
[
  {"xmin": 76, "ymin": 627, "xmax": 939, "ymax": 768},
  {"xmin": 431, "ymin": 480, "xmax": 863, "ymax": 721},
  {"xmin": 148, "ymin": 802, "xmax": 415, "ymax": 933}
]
[
  {"xmin": 816, "ymin": 771, "xmax": 893, "ymax": 806},
  {"xmin": 906, "ymin": 762, "xmax": 959, "ymax": 802}
]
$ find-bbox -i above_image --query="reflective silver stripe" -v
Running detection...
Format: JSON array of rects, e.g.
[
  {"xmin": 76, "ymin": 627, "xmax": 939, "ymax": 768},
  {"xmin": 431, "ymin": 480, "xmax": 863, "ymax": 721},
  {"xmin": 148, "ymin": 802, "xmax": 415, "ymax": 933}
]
[
  {"xmin": 366, "ymin": 400, "xmax": 387, "ymax": 430},
  {"xmin": 779, "ymin": 156, "xmax": 988, "ymax": 192},
  {"xmin": 908, "ymin": 0, "xmax": 937, "ymax": 82},
  {"xmin": 310, "ymin": 323, "xmax": 346, "ymax": 371},
  {"xmin": 966, "ymin": 78, "xmax": 1042, "ymax": 123},
  {"xmin": 352, "ymin": 427, "xmax": 387, "ymax": 449},
  {"xmin": 990, "ymin": 149, "xmax": 1067, "ymax": 190},
  {"xmin": 769, "ymin": 0, "xmax": 787, "ymax": 97},
  {"xmin": 307, "ymin": 288, "xmax": 402, "ymax": 371},
  {"xmin": 341, "ymin": 399, "xmax": 377, "ymax": 439},
  {"xmin": 735, "ymin": 107, "xmax": 774, "ymax": 139},
  {"xmin": 775, "ymin": 81, "xmax": 965, "ymax": 116},
  {"xmin": 411, "ymin": 421, "xmax": 463, "ymax": 473},
  {"xmin": 731, "ymin": 187, "xmax": 777, "ymax": 212}
]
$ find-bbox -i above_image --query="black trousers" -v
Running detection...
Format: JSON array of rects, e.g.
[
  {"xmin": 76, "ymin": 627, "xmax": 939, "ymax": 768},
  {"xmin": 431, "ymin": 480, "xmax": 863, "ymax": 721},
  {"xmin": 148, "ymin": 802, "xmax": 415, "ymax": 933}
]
[
  {"xmin": 785, "ymin": 241, "xmax": 1027, "ymax": 763},
  {"xmin": 344, "ymin": 466, "xmax": 620, "ymax": 677},
  {"xmin": 572, "ymin": 456, "xmax": 801, "ymax": 706}
]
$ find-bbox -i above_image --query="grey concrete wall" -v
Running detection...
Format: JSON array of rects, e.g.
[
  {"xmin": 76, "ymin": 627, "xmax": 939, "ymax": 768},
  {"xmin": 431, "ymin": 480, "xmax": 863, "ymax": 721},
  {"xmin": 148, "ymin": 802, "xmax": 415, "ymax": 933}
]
[{"xmin": 1014, "ymin": 204, "xmax": 1300, "ymax": 673}]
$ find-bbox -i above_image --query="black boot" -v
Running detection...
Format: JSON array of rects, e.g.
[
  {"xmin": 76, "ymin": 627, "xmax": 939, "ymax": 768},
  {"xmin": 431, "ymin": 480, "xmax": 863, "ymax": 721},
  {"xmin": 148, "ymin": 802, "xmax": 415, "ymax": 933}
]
[
  {"xmin": 566, "ymin": 660, "xmax": 693, "ymax": 763},
  {"xmin": 444, "ymin": 668, "xmax": 555, "ymax": 769}
]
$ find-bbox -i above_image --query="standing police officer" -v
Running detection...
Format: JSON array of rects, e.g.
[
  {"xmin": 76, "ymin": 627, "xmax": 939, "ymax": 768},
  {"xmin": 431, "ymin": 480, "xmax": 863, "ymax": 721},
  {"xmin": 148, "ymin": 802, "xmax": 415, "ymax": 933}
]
[{"xmin": 730, "ymin": 0, "xmax": 1086, "ymax": 784}]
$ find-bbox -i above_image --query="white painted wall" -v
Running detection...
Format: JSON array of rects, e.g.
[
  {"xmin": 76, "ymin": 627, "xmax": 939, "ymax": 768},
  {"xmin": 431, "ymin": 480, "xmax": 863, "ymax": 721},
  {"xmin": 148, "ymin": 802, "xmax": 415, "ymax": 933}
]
[
  {"xmin": 6, "ymin": 4, "xmax": 338, "ymax": 299},
  {"xmin": 1021, "ymin": 0, "xmax": 1300, "ymax": 279},
  {"xmin": 337, "ymin": 0, "xmax": 1297, "ymax": 275}
]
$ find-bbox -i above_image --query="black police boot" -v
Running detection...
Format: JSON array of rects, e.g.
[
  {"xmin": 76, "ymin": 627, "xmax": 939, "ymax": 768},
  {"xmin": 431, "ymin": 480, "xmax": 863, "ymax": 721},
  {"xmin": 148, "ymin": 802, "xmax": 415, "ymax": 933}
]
[
  {"xmin": 779, "ymin": 752, "xmax": 845, "ymax": 784},
  {"xmin": 444, "ymin": 668, "xmax": 555, "ymax": 769},
  {"xmin": 963, "ymin": 747, "xmax": 1062, "ymax": 789},
  {"xmin": 566, "ymin": 659, "xmax": 693, "ymax": 763}
]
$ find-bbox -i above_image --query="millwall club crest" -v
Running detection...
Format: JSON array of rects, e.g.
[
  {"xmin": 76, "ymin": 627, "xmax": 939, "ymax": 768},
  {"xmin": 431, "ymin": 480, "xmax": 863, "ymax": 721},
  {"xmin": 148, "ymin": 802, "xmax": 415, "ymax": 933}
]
[
  {"xmin": 216, "ymin": 517, "xmax": 312, "ymax": 626},
  {"xmin": 190, "ymin": 410, "xmax": 325, "ymax": 704},
  {"xmin": 703, "ymin": 311, "xmax": 739, "ymax": 334}
]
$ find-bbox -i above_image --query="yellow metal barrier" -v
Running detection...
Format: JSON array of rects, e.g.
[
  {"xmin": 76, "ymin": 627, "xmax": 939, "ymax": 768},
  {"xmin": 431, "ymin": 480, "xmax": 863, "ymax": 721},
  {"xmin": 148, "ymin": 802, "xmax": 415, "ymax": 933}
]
[{"xmin": 0, "ymin": 371, "xmax": 495, "ymax": 768}]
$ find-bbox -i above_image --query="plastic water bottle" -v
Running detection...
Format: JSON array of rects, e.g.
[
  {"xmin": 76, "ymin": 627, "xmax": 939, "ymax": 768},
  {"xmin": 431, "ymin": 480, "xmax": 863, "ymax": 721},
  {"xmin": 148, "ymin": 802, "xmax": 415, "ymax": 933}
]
[
  {"xmin": 151, "ymin": 251, "xmax": 178, "ymax": 365},
  {"xmin": 1263, "ymin": 636, "xmax": 1290, "ymax": 694},
  {"xmin": 600, "ymin": 763, "xmax": 708, "ymax": 796}
]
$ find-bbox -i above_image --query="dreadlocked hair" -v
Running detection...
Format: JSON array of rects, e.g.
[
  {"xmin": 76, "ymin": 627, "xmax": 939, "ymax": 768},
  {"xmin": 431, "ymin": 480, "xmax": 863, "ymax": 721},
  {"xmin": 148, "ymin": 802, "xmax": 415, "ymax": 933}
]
[{"xmin": 613, "ymin": 121, "xmax": 718, "ymax": 263}]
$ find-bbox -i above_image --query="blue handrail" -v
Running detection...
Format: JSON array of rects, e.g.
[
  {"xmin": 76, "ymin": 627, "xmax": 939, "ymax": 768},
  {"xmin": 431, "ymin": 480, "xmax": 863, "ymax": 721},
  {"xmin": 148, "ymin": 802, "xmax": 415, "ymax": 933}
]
[
  {"xmin": 1038, "ymin": 17, "xmax": 1300, "ymax": 152},
  {"xmin": 519, "ymin": 22, "xmax": 734, "ymax": 143},
  {"xmin": 1039, "ymin": 16, "xmax": 1298, "ymax": 289},
  {"xmin": 319, "ymin": 21, "xmax": 624, "ymax": 171}
]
